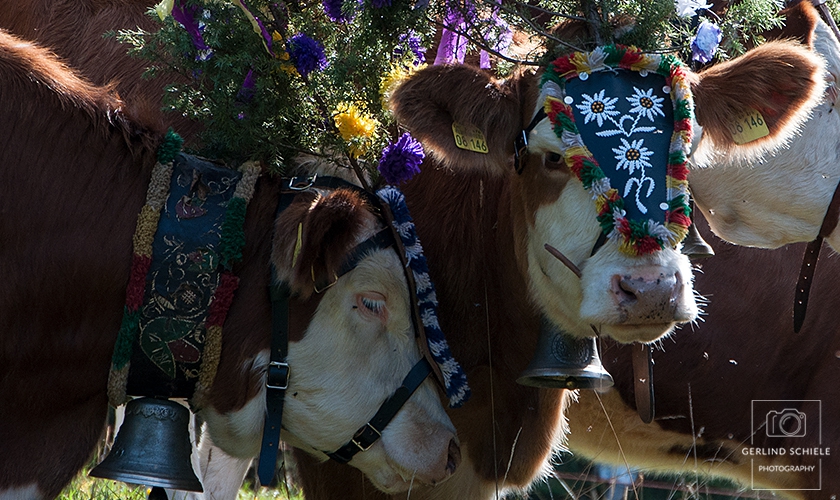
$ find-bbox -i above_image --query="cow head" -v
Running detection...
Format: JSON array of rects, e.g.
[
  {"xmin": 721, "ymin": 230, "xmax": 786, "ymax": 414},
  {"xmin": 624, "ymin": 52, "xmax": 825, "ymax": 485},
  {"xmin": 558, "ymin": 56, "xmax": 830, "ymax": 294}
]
[
  {"xmin": 390, "ymin": 39, "xmax": 822, "ymax": 344},
  {"xmin": 391, "ymin": 62, "xmax": 695, "ymax": 344},
  {"xmin": 688, "ymin": 1, "xmax": 836, "ymax": 249},
  {"xmin": 202, "ymin": 166, "xmax": 459, "ymax": 493}
]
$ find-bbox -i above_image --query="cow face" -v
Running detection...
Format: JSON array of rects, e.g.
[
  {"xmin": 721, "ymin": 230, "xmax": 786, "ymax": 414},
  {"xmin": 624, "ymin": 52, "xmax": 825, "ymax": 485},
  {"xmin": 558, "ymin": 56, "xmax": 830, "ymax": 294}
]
[
  {"xmin": 201, "ymin": 176, "xmax": 459, "ymax": 493},
  {"xmin": 391, "ymin": 64, "xmax": 696, "ymax": 343},
  {"xmin": 688, "ymin": 2, "xmax": 836, "ymax": 249}
]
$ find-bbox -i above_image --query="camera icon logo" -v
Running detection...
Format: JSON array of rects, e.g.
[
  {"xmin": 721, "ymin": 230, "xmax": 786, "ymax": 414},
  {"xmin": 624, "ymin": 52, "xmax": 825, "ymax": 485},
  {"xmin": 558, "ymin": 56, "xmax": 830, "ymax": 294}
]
[{"xmin": 766, "ymin": 408, "xmax": 807, "ymax": 437}]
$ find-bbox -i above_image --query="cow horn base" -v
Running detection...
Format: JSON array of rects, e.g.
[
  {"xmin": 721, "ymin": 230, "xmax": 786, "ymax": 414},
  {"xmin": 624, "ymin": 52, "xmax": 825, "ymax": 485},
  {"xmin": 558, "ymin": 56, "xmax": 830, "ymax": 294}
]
[
  {"xmin": 517, "ymin": 320, "xmax": 614, "ymax": 390},
  {"xmin": 90, "ymin": 397, "xmax": 203, "ymax": 492}
]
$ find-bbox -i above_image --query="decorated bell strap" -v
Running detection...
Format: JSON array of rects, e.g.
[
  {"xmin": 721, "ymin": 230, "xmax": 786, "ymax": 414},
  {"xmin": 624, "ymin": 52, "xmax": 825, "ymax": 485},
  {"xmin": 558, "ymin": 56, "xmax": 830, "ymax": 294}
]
[
  {"xmin": 538, "ymin": 45, "xmax": 695, "ymax": 256},
  {"xmin": 107, "ymin": 143, "xmax": 261, "ymax": 408},
  {"xmin": 377, "ymin": 186, "xmax": 470, "ymax": 408}
]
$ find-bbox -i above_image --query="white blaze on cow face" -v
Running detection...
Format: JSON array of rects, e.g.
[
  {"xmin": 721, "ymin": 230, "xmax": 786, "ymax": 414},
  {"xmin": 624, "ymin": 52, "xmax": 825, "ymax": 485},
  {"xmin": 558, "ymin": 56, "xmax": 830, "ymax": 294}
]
[
  {"xmin": 689, "ymin": 17, "xmax": 840, "ymax": 250},
  {"xmin": 523, "ymin": 121, "xmax": 698, "ymax": 343},
  {"xmin": 282, "ymin": 248, "xmax": 459, "ymax": 492},
  {"xmin": 202, "ymin": 250, "xmax": 458, "ymax": 492}
]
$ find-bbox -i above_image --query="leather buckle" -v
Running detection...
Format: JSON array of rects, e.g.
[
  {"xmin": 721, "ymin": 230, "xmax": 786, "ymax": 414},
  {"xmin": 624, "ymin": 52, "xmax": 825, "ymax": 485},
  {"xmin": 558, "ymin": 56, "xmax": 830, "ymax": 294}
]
[
  {"xmin": 351, "ymin": 423, "xmax": 381, "ymax": 452},
  {"xmin": 266, "ymin": 361, "xmax": 290, "ymax": 390}
]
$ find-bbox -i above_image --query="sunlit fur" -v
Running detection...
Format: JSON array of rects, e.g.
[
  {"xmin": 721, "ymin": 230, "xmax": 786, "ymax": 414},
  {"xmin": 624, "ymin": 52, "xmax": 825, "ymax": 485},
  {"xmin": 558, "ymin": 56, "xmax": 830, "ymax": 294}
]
[{"xmin": 690, "ymin": 5, "xmax": 840, "ymax": 249}]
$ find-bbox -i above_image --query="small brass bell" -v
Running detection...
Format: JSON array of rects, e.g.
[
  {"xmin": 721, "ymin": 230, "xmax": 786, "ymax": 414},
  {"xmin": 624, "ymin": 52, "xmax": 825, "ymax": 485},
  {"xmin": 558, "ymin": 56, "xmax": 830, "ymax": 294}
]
[
  {"xmin": 681, "ymin": 199, "xmax": 714, "ymax": 260},
  {"xmin": 517, "ymin": 319, "xmax": 614, "ymax": 390},
  {"xmin": 90, "ymin": 397, "xmax": 203, "ymax": 492}
]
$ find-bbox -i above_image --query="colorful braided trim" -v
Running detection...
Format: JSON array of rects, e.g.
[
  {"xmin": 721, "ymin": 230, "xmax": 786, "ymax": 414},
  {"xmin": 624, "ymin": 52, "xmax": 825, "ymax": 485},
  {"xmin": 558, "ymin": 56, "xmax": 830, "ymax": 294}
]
[
  {"xmin": 541, "ymin": 45, "xmax": 694, "ymax": 256},
  {"xmin": 108, "ymin": 130, "xmax": 182, "ymax": 407},
  {"xmin": 377, "ymin": 186, "xmax": 470, "ymax": 408},
  {"xmin": 193, "ymin": 160, "xmax": 261, "ymax": 407}
]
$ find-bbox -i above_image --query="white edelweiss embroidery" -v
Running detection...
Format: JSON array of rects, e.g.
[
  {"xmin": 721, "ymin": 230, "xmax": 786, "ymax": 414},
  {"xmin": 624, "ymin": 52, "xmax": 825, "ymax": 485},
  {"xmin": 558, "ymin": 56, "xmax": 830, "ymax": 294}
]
[
  {"xmin": 627, "ymin": 87, "xmax": 665, "ymax": 122},
  {"xmin": 576, "ymin": 90, "xmax": 619, "ymax": 127},
  {"xmin": 613, "ymin": 138, "xmax": 656, "ymax": 213}
]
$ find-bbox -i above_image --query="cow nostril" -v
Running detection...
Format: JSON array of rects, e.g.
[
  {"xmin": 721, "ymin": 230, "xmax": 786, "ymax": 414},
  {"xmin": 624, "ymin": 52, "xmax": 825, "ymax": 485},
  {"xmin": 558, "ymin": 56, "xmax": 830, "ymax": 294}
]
[
  {"xmin": 612, "ymin": 275, "xmax": 637, "ymax": 303},
  {"xmin": 446, "ymin": 438, "xmax": 461, "ymax": 475}
]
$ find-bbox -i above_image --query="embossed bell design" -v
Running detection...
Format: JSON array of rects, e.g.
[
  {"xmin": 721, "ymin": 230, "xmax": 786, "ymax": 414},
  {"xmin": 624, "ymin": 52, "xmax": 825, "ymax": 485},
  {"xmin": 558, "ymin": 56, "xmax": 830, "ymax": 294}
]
[
  {"xmin": 517, "ymin": 319, "xmax": 614, "ymax": 390},
  {"xmin": 90, "ymin": 397, "xmax": 203, "ymax": 492}
]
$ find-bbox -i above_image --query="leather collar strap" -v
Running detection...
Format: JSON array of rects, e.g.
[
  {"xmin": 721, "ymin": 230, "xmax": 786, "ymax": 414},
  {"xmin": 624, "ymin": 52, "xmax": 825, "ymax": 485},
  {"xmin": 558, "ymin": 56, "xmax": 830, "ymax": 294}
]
[
  {"xmin": 632, "ymin": 343, "xmax": 655, "ymax": 423},
  {"xmin": 515, "ymin": 108, "xmax": 548, "ymax": 174},
  {"xmin": 326, "ymin": 357, "xmax": 433, "ymax": 464},
  {"xmin": 793, "ymin": 179, "xmax": 840, "ymax": 333},
  {"xmin": 257, "ymin": 281, "xmax": 292, "ymax": 486}
]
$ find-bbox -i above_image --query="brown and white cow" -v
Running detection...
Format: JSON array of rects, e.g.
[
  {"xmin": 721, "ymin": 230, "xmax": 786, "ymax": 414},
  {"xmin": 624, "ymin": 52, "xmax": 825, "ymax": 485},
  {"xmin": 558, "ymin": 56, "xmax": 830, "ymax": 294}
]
[
  {"xmin": 0, "ymin": 4, "xmax": 828, "ymax": 500},
  {"xmin": 687, "ymin": 0, "xmax": 840, "ymax": 250},
  {"xmin": 283, "ymin": 30, "xmax": 827, "ymax": 500},
  {"xmin": 566, "ymin": 214, "xmax": 840, "ymax": 499},
  {"xmin": 0, "ymin": 31, "xmax": 459, "ymax": 499}
]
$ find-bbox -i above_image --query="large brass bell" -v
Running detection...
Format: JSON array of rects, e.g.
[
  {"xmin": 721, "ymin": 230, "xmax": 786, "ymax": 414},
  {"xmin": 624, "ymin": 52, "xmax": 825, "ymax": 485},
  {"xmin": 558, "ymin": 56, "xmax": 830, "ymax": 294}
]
[
  {"xmin": 681, "ymin": 199, "xmax": 714, "ymax": 260},
  {"xmin": 517, "ymin": 319, "xmax": 614, "ymax": 390},
  {"xmin": 90, "ymin": 397, "xmax": 203, "ymax": 492}
]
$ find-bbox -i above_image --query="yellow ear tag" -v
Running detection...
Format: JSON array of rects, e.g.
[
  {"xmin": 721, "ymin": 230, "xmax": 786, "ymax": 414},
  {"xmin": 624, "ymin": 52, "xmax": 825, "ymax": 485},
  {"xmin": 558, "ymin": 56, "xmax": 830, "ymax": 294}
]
[
  {"xmin": 729, "ymin": 109, "xmax": 770, "ymax": 145},
  {"xmin": 452, "ymin": 122, "xmax": 489, "ymax": 154},
  {"xmin": 292, "ymin": 222, "xmax": 303, "ymax": 268}
]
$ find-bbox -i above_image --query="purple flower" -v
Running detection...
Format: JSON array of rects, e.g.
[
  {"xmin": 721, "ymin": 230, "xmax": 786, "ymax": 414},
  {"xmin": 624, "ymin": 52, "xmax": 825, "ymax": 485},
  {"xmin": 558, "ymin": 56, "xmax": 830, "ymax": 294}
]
[
  {"xmin": 171, "ymin": 0, "xmax": 213, "ymax": 61},
  {"xmin": 371, "ymin": 0, "xmax": 391, "ymax": 7},
  {"xmin": 236, "ymin": 69, "xmax": 256, "ymax": 102},
  {"xmin": 378, "ymin": 133, "xmax": 425, "ymax": 184},
  {"xmin": 691, "ymin": 20, "xmax": 722, "ymax": 64},
  {"xmin": 323, "ymin": 0, "xmax": 359, "ymax": 22},
  {"xmin": 287, "ymin": 33, "xmax": 328, "ymax": 78},
  {"xmin": 394, "ymin": 31, "xmax": 426, "ymax": 65}
]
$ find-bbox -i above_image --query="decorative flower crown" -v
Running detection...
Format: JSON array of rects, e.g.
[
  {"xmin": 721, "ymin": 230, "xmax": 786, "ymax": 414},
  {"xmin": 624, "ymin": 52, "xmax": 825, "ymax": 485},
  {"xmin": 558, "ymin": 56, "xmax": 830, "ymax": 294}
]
[{"xmin": 541, "ymin": 44, "xmax": 694, "ymax": 256}]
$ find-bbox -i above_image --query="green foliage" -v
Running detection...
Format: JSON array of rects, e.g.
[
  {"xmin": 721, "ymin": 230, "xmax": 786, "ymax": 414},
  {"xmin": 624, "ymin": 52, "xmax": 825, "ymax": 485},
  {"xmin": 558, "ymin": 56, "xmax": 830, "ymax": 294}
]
[{"xmin": 116, "ymin": 0, "xmax": 808, "ymax": 174}]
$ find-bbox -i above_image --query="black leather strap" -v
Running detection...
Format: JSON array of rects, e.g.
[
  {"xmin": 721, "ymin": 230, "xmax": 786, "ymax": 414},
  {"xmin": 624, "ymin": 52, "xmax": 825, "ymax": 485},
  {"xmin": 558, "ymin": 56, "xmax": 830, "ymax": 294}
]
[
  {"xmin": 515, "ymin": 108, "xmax": 548, "ymax": 174},
  {"xmin": 257, "ymin": 281, "xmax": 291, "ymax": 486},
  {"xmin": 314, "ymin": 228, "xmax": 396, "ymax": 292},
  {"xmin": 326, "ymin": 357, "xmax": 433, "ymax": 464},
  {"xmin": 793, "ymin": 179, "xmax": 840, "ymax": 333},
  {"xmin": 632, "ymin": 343, "xmax": 655, "ymax": 424}
]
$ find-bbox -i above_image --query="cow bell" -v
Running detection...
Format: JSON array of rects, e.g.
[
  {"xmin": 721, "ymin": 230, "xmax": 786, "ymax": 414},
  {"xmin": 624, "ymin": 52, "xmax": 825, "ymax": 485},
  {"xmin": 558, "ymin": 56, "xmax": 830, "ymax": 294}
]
[
  {"xmin": 517, "ymin": 319, "xmax": 614, "ymax": 390},
  {"xmin": 90, "ymin": 397, "xmax": 203, "ymax": 492},
  {"xmin": 681, "ymin": 222, "xmax": 715, "ymax": 259},
  {"xmin": 681, "ymin": 200, "xmax": 714, "ymax": 260}
]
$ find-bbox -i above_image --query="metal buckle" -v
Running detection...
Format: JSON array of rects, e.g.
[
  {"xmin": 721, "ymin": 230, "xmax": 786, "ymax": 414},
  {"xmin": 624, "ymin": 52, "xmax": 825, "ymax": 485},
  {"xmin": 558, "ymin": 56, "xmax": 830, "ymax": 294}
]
[
  {"xmin": 266, "ymin": 361, "xmax": 290, "ymax": 390},
  {"xmin": 351, "ymin": 423, "xmax": 381, "ymax": 452},
  {"xmin": 288, "ymin": 174, "xmax": 317, "ymax": 191}
]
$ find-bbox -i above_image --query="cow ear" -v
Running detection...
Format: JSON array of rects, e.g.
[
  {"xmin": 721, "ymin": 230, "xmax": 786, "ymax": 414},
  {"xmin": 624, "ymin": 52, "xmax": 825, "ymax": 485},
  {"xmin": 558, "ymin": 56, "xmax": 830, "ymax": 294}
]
[
  {"xmin": 692, "ymin": 40, "xmax": 825, "ymax": 159},
  {"xmin": 389, "ymin": 64, "xmax": 528, "ymax": 175},
  {"xmin": 271, "ymin": 189, "xmax": 369, "ymax": 298},
  {"xmin": 766, "ymin": 1, "xmax": 820, "ymax": 48}
]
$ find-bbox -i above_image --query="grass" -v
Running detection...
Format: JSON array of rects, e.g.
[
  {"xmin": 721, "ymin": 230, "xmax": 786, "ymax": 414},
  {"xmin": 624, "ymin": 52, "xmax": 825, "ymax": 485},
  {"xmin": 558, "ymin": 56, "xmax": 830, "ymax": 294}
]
[{"xmin": 57, "ymin": 465, "xmax": 303, "ymax": 500}]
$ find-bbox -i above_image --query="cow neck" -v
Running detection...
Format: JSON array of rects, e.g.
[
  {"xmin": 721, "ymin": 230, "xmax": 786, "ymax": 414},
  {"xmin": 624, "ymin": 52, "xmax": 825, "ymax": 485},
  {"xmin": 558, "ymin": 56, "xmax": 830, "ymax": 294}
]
[
  {"xmin": 793, "ymin": 178, "xmax": 840, "ymax": 332},
  {"xmin": 793, "ymin": 2, "xmax": 840, "ymax": 334},
  {"xmin": 257, "ymin": 175, "xmax": 434, "ymax": 485}
]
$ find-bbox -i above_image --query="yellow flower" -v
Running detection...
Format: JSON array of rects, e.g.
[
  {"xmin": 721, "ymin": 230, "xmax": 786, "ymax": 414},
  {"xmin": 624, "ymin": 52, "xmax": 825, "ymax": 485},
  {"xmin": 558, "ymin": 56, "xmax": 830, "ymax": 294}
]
[
  {"xmin": 154, "ymin": 0, "xmax": 175, "ymax": 20},
  {"xmin": 380, "ymin": 63, "xmax": 425, "ymax": 108},
  {"xmin": 334, "ymin": 103, "xmax": 379, "ymax": 157}
]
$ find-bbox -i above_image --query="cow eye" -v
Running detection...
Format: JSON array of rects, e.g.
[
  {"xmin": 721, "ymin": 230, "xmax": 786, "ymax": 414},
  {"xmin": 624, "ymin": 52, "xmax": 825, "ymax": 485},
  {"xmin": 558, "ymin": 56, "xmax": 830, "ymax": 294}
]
[
  {"xmin": 361, "ymin": 295, "xmax": 384, "ymax": 314},
  {"xmin": 356, "ymin": 291, "xmax": 388, "ymax": 323},
  {"xmin": 545, "ymin": 152, "xmax": 563, "ymax": 169}
]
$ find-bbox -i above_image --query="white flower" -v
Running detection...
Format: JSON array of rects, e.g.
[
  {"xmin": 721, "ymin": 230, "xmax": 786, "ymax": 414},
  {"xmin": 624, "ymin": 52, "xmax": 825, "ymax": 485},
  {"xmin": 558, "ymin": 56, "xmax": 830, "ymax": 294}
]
[
  {"xmin": 627, "ymin": 87, "xmax": 665, "ymax": 122},
  {"xmin": 613, "ymin": 138, "xmax": 654, "ymax": 175},
  {"xmin": 675, "ymin": 0, "xmax": 712, "ymax": 17},
  {"xmin": 576, "ymin": 90, "xmax": 620, "ymax": 127}
]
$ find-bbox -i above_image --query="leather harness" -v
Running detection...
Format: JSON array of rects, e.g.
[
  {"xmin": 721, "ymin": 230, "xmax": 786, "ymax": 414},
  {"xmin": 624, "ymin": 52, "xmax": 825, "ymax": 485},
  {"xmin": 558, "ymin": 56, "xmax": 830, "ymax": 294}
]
[{"xmin": 256, "ymin": 175, "xmax": 435, "ymax": 485}]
